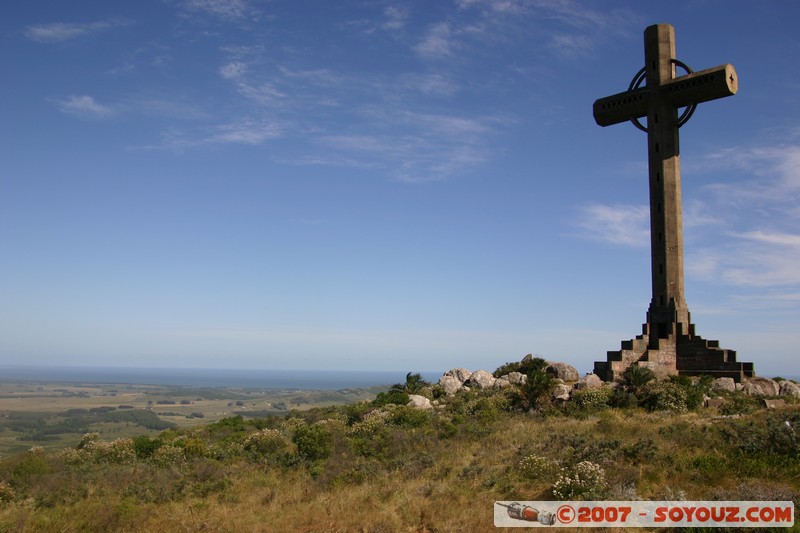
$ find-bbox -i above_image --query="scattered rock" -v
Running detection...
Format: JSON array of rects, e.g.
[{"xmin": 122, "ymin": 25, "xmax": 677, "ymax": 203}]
[
  {"xmin": 711, "ymin": 377, "xmax": 736, "ymax": 393},
  {"xmin": 466, "ymin": 370, "xmax": 496, "ymax": 389},
  {"xmin": 712, "ymin": 413, "xmax": 742, "ymax": 420},
  {"xmin": 743, "ymin": 377, "xmax": 780, "ymax": 397},
  {"xmin": 573, "ymin": 373, "xmax": 603, "ymax": 390},
  {"xmin": 705, "ymin": 398, "xmax": 726, "ymax": 409},
  {"xmin": 506, "ymin": 372, "xmax": 527, "ymax": 386},
  {"xmin": 762, "ymin": 399, "xmax": 786, "ymax": 410},
  {"xmin": 779, "ymin": 381, "xmax": 800, "ymax": 398},
  {"xmin": 735, "ymin": 382, "xmax": 744, "ymax": 392},
  {"xmin": 545, "ymin": 362, "xmax": 579, "ymax": 382},
  {"xmin": 494, "ymin": 376, "xmax": 511, "ymax": 388},
  {"xmin": 407, "ymin": 394, "xmax": 432, "ymax": 410},
  {"xmin": 444, "ymin": 368, "xmax": 473, "ymax": 383},
  {"xmin": 438, "ymin": 375, "xmax": 463, "ymax": 396},
  {"xmin": 552, "ymin": 384, "xmax": 572, "ymax": 401}
]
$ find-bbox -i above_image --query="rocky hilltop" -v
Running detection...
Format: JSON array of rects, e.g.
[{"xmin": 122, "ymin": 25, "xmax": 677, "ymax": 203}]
[{"xmin": 405, "ymin": 354, "xmax": 800, "ymax": 410}]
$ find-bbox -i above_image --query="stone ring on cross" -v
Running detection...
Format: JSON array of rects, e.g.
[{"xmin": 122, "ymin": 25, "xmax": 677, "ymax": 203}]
[{"xmin": 627, "ymin": 59, "xmax": 697, "ymax": 132}]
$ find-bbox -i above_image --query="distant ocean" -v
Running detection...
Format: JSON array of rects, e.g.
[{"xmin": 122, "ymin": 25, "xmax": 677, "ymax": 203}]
[
  {"xmin": 1, "ymin": 366, "xmax": 795, "ymax": 390},
  {"xmin": 0, "ymin": 366, "xmax": 443, "ymax": 390}
]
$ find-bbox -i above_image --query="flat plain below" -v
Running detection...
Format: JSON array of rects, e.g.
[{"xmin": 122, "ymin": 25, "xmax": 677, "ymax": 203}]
[{"xmin": 0, "ymin": 380, "xmax": 385, "ymax": 457}]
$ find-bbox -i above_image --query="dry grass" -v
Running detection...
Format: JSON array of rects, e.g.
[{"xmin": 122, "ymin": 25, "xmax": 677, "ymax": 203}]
[{"xmin": 1, "ymin": 386, "xmax": 799, "ymax": 532}]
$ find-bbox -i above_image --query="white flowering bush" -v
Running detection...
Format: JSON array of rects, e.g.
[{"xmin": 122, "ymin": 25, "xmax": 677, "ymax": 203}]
[
  {"xmin": 150, "ymin": 445, "xmax": 186, "ymax": 467},
  {"xmin": 78, "ymin": 432, "xmax": 100, "ymax": 449},
  {"xmin": 363, "ymin": 404, "xmax": 398, "ymax": 422},
  {"xmin": 243, "ymin": 428, "xmax": 292, "ymax": 456},
  {"xmin": 347, "ymin": 415, "xmax": 386, "ymax": 438},
  {"xmin": 74, "ymin": 436, "xmax": 136, "ymax": 464},
  {"xmin": 642, "ymin": 381, "xmax": 688, "ymax": 413},
  {"xmin": 0, "ymin": 480, "xmax": 15, "ymax": 503},
  {"xmin": 518, "ymin": 454, "xmax": 559, "ymax": 479},
  {"xmin": 208, "ymin": 441, "xmax": 245, "ymax": 461},
  {"xmin": 28, "ymin": 446, "xmax": 45, "ymax": 456},
  {"xmin": 59, "ymin": 447, "xmax": 83, "ymax": 465},
  {"xmin": 283, "ymin": 417, "xmax": 309, "ymax": 431},
  {"xmin": 314, "ymin": 418, "xmax": 346, "ymax": 431},
  {"xmin": 552, "ymin": 461, "xmax": 608, "ymax": 499},
  {"xmin": 571, "ymin": 387, "xmax": 613, "ymax": 409}
]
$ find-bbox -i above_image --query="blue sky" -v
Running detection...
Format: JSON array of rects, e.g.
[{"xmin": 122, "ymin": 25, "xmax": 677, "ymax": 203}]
[{"xmin": 2, "ymin": 1, "xmax": 799, "ymax": 377}]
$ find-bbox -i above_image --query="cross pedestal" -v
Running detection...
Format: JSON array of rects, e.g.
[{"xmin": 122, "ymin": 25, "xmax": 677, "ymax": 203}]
[{"xmin": 591, "ymin": 24, "xmax": 754, "ymax": 382}]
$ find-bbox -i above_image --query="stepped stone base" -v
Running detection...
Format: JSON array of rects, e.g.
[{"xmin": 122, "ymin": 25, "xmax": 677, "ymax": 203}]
[{"xmin": 594, "ymin": 319, "xmax": 755, "ymax": 383}]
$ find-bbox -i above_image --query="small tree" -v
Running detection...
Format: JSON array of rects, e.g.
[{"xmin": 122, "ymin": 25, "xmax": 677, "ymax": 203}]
[
  {"xmin": 610, "ymin": 364, "xmax": 656, "ymax": 408},
  {"xmin": 622, "ymin": 365, "xmax": 656, "ymax": 395},
  {"xmin": 389, "ymin": 372, "xmax": 429, "ymax": 395},
  {"xmin": 515, "ymin": 367, "xmax": 554, "ymax": 410}
]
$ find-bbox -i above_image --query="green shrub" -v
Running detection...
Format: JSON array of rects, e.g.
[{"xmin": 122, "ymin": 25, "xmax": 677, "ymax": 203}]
[
  {"xmin": 620, "ymin": 438, "xmax": 658, "ymax": 464},
  {"xmin": 718, "ymin": 394, "xmax": 759, "ymax": 415},
  {"xmin": 494, "ymin": 356, "xmax": 548, "ymax": 378},
  {"xmin": 640, "ymin": 381, "xmax": 688, "ymax": 412},
  {"xmin": 386, "ymin": 406, "xmax": 430, "ymax": 428},
  {"xmin": 436, "ymin": 419, "xmax": 458, "ymax": 439},
  {"xmin": 133, "ymin": 436, "xmax": 163, "ymax": 459},
  {"xmin": 515, "ymin": 368, "xmax": 553, "ymax": 410},
  {"xmin": 621, "ymin": 365, "xmax": 656, "ymax": 394},
  {"xmin": 668, "ymin": 375, "xmax": 711, "ymax": 410},
  {"xmin": 493, "ymin": 361, "xmax": 521, "ymax": 378},
  {"xmin": 342, "ymin": 401, "xmax": 373, "ymax": 425},
  {"xmin": 721, "ymin": 413, "xmax": 800, "ymax": 457},
  {"xmin": 608, "ymin": 388, "xmax": 638, "ymax": 408},
  {"xmin": 292, "ymin": 424, "xmax": 332, "ymax": 462},
  {"xmin": 372, "ymin": 390, "xmax": 409, "ymax": 407}
]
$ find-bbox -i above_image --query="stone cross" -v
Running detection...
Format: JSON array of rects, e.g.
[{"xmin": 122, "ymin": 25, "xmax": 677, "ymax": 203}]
[{"xmin": 591, "ymin": 24, "xmax": 753, "ymax": 381}]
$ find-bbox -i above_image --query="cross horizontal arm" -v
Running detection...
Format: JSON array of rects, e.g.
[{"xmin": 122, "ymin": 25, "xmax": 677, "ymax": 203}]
[
  {"xmin": 593, "ymin": 64, "xmax": 738, "ymax": 127},
  {"xmin": 665, "ymin": 63, "xmax": 737, "ymax": 110}
]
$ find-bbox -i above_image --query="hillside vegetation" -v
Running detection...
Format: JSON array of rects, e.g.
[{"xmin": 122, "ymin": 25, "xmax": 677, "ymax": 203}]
[{"xmin": 0, "ymin": 364, "xmax": 798, "ymax": 532}]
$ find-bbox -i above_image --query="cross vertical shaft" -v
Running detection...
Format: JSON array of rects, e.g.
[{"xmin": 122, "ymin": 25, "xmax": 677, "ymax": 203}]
[
  {"xmin": 591, "ymin": 23, "xmax": 754, "ymax": 382},
  {"xmin": 644, "ymin": 24, "xmax": 690, "ymax": 344}
]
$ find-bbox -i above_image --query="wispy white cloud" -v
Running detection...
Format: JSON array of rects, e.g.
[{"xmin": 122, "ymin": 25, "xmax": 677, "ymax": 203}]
[
  {"xmin": 399, "ymin": 73, "xmax": 458, "ymax": 96},
  {"xmin": 317, "ymin": 130, "xmax": 488, "ymax": 183},
  {"xmin": 55, "ymin": 91, "xmax": 213, "ymax": 122},
  {"xmin": 683, "ymin": 199, "xmax": 725, "ymax": 229},
  {"xmin": 314, "ymin": 109, "xmax": 495, "ymax": 182},
  {"xmin": 686, "ymin": 228, "xmax": 800, "ymax": 290},
  {"xmin": 383, "ymin": 6, "xmax": 408, "ymax": 31},
  {"xmin": 696, "ymin": 144, "xmax": 800, "ymax": 198},
  {"xmin": 547, "ymin": 33, "xmax": 593, "ymax": 59},
  {"xmin": 415, "ymin": 23, "xmax": 457, "ymax": 59},
  {"xmin": 25, "ymin": 19, "xmax": 132, "ymax": 43},
  {"xmin": 151, "ymin": 118, "xmax": 282, "ymax": 150},
  {"xmin": 581, "ymin": 139, "xmax": 800, "ymax": 296},
  {"xmin": 417, "ymin": 0, "xmax": 640, "ymax": 62},
  {"xmin": 737, "ymin": 230, "xmax": 800, "ymax": 248},
  {"xmin": 574, "ymin": 203, "xmax": 650, "ymax": 247},
  {"xmin": 179, "ymin": 0, "xmax": 252, "ymax": 20},
  {"xmin": 219, "ymin": 61, "xmax": 247, "ymax": 80},
  {"xmin": 54, "ymin": 95, "xmax": 115, "ymax": 118},
  {"xmin": 209, "ymin": 119, "xmax": 281, "ymax": 145},
  {"xmin": 126, "ymin": 95, "xmax": 214, "ymax": 121}
]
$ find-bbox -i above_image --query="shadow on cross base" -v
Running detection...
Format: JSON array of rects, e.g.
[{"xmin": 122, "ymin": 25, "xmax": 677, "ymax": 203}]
[{"xmin": 594, "ymin": 307, "xmax": 755, "ymax": 383}]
